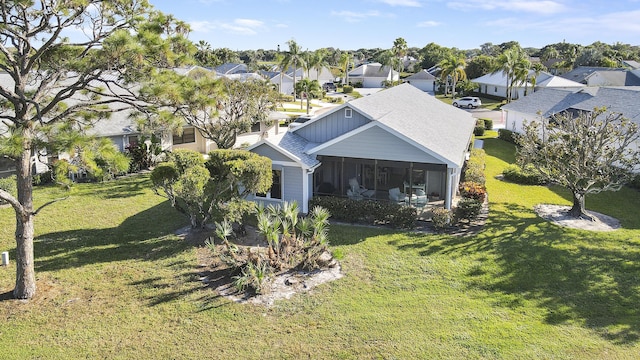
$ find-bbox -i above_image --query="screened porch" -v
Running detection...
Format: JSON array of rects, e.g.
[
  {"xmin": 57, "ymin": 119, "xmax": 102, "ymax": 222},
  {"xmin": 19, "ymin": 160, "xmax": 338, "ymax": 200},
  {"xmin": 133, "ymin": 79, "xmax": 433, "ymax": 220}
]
[{"xmin": 312, "ymin": 156, "xmax": 449, "ymax": 208}]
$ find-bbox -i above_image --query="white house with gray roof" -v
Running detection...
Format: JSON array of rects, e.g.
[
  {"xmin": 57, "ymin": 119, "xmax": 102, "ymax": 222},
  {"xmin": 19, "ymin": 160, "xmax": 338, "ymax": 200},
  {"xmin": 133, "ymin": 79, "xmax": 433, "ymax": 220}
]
[
  {"xmin": 348, "ymin": 62, "xmax": 399, "ymax": 88},
  {"xmin": 246, "ymin": 84, "xmax": 476, "ymax": 212},
  {"xmin": 500, "ymin": 86, "xmax": 640, "ymax": 135},
  {"xmin": 405, "ymin": 70, "xmax": 436, "ymax": 93},
  {"xmin": 472, "ymin": 70, "xmax": 584, "ymax": 100}
]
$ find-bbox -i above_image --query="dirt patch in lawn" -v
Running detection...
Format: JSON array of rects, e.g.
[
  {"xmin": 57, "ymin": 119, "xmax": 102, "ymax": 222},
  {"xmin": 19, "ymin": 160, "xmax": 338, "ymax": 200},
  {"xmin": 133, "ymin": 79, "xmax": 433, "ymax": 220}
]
[{"xmin": 534, "ymin": 204, "xmax": 621, "ymax": 232}]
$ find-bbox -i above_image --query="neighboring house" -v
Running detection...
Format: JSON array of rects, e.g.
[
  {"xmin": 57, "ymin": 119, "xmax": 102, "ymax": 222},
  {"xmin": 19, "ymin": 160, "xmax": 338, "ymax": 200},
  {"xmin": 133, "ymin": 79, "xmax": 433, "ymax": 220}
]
[
  {"xmin": 305, "ymin": 66, "xmax": 335, "ymax": 84},
  {"xmin": 623, "ymin": 60, "xmax": 640, "ymax": 70},
  {"xmin": 214, "ymin": 63, "xmax": 248, "ymax": 75},
  {"xmin": 472, "ymin": 70, "xmax": 584, "ymax": 100},
  {"xmin": 405, "ymin": 70, "xmax": 436, "ymax": 93},
  {"xmin": 500, "ymin": 86, "xmax": 640, "ymax": 135},
  {"xmin": 260, "ymin": 70, "xmax": 294, "ymax": 95},
  {"xmin": 560, "ymin": 66, "xmax": 640, "ymax": 86},
  {"xmin": 246, "ymin": 84, "xmax": 476, "ymax": 213},
  {"xmin": 348, "ymin": 62, "xmax": 400, "ymax": 88}
]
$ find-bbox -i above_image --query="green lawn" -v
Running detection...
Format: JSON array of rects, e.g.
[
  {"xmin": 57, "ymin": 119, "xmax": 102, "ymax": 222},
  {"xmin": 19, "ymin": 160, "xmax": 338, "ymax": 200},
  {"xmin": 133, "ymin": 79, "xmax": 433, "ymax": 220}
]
[{"xmin": 1, "ymin": 139, "xmax": 640, "ymax": 358}]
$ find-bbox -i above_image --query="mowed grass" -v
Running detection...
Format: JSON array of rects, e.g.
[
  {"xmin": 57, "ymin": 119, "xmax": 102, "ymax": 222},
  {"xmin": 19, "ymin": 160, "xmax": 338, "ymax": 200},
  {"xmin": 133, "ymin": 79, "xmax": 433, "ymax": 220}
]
[{"xmin": 1, "ymin": 140, "xmax": 640, "ymax": 358}]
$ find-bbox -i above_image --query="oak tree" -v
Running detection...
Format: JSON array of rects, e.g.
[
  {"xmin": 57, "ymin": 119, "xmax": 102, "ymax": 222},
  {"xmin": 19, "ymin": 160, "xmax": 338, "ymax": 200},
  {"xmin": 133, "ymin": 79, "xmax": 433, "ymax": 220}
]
[{"xmin": 518, "ymin": 108, "xmax": 640, "ymax": 219}]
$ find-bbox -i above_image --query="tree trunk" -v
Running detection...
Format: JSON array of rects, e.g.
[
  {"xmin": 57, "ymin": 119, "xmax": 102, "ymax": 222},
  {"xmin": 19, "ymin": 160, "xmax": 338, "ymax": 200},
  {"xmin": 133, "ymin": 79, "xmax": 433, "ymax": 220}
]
[
  {"xmin": 568, "ymin": 191, "xmax": 591, "ymax": 220},
  {"xmin": 14, "ymin": 149, "xmax": 36, "ymax": 299}
]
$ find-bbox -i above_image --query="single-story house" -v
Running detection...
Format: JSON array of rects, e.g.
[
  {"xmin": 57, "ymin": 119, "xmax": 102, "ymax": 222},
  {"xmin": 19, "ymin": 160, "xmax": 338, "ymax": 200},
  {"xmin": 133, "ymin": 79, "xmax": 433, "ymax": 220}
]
[
  {"xmin": 405, "ymin": 70, "xmax": 436, "ymax": 93},
  {"xmin": 500, "ymin": 86, "xmax": 640, "ymax": 134},
  {"xmin": 214, "ymin": 63, "xmax": 248, "ymax": 75},
  {"xmin": 348, "ymin": 62, "xmax": 399, "ymax": 88},
  {"xmin": 246, "ymin": 83, "xmax": 476, "ymax": 213},
  {"xmin": 260, "ymin": 70, "xmax": 295, "ymax": 95},
  {"xmin": 472, "ymin": 70, "xmax": 584, "ymax": 100},
  {"xmin": 560, "ymin": 66, "xmax": 640, "ymax": 86}
]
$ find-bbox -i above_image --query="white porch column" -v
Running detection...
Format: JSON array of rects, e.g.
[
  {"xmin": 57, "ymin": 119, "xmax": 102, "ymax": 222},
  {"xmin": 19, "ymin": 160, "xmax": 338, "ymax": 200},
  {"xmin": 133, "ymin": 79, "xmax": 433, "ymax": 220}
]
[
  {"xmin": 302, "ymin": 168, "xmax": 309, "ymax": 213},
  {"xmin": 445, "ymin": 167, "xmax": 457, "ymax": 210}
]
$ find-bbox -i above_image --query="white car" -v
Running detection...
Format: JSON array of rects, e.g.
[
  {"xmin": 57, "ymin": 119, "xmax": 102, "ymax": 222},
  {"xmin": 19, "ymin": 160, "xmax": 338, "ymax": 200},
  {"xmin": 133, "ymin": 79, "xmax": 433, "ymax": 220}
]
[
  {"xmin": 288, "ymin": 115, "xmax": 313, "ymax": 129},
  {"xmin": 452, "ymin": 97, "xmax": 481, "ymax": 109}
]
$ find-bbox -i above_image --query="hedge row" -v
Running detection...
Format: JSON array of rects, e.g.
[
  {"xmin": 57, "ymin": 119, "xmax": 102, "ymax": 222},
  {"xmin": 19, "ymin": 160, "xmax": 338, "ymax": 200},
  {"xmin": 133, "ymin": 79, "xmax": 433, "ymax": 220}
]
[
  {"xmin": 502, "ymin": 164, "xmax": 547, "ymax": 185},
  {"xmin": 309, "ymin": 196, "xmax": 417, "ymax": 229},
  {"xmin": 498, "ymin": 129, "xmax": 518, "ymax": 144},
  {"xmin": 464, "ymin": 148, "xmax": 486, "ymax": 185}
]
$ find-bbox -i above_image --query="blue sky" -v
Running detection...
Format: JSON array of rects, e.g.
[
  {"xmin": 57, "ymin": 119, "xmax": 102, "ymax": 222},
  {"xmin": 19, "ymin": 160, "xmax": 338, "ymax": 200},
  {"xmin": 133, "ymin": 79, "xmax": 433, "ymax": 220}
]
[{"xmin": 149, "ymin": 0, "xmax": 640, "ymax": 51}]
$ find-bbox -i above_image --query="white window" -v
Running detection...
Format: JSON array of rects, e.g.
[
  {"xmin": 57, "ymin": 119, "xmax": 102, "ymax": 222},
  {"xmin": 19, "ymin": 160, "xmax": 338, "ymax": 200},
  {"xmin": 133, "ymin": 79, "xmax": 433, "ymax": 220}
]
[{"xmin": 345, "ymin": 108, "xmax": 352, "ymax": 118}]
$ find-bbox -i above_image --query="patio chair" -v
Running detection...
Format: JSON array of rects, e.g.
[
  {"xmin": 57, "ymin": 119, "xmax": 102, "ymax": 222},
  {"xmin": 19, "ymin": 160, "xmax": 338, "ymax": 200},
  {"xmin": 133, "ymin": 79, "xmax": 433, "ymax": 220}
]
[
  {"xmin": 349, "ymin": 178, "xmax": 375, "ymax": 198},
  {"xmin": 409, "ymin": 189, "xmax": 428, "ymax": 206},
  {"xmin": 388, "ymin": 187, "xmax": 406, "ymax": 204}
]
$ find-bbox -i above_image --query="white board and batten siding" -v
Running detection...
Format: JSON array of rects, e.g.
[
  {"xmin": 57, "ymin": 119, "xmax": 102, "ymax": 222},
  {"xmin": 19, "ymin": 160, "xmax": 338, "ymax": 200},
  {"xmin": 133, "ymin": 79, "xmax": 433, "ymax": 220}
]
[
  {"xmin": 315, "ymin": 126, "xmax": 445, "ymax": 164},
  {"xmin": 294, "ymin": 106, "xmax": 370, "ymax": 143}
]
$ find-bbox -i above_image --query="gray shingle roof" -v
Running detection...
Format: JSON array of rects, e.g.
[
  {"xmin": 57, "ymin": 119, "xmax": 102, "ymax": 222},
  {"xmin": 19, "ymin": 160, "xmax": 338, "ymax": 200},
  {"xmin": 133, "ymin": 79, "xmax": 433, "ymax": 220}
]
[
  {"xmin": 501, "ymin": 86, "xmax": 640, "ymax": 122},
  {"xmin": 406, "ymin": 70, "xmax": 436, "ymax": 80},
  {"xmin": 259, "ymin": 132, "xmax": 320, "ymax": 169},
  {"xmin": 347, "ymin": 83, "xmax": 476, "ymax": 167}
]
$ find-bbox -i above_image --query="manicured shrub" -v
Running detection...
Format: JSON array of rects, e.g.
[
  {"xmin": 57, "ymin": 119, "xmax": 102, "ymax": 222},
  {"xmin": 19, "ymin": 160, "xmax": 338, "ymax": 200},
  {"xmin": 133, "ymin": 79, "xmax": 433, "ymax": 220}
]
[
  {"xmin": 459, "ymin": 181, "xmax": 486, "ymax": 201},
  {"xmin": 0, "ymin": 175, "xmax": 16, "ymax": 204},
  {"xmin": 343, "ymin": 85, "xmax": 353, "ymax": 94},
  {"xmin": 473, "ymin": 126, "xmax": 485, "ymax": 136},
  {"xmin": 464, "ymin": 148, "xmax": 486, "ymax": 185},
  {"xmin": 455, "ymin": 197, "xmax": 483, "ymax": 222},
  {"xmin": 502, "ymin": 164, "xmax": 547, "ymax": 185},
  {"xmin": 498, "ymin": 129, "xmax": 518, "ymax": 144},
  {"xmin": 431, "ymin": 207, "xmax": 453, "ymax": 230},
  {"xmin": 309, "ymin": 196, "xmax": 416, "ymax": 229},
  {"xmin": 32, "ymin": 171, "xmax": 53, "ymax": 186},
  {"xmin": 482, "ymin": 118, "xmax": 493, "ymax": 130}
]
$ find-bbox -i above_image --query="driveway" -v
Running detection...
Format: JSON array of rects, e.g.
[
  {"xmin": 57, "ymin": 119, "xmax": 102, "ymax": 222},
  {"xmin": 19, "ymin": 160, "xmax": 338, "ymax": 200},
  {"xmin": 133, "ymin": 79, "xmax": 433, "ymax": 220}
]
[{"xmin": 468, "ymin": 108, "xmax": 505, "ymax": 129}]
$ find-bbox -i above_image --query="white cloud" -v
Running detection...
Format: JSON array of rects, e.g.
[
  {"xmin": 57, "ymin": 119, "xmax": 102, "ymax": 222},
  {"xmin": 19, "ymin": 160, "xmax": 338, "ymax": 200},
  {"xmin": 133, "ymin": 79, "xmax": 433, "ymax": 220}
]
[
  {"xmin": 331, "ymin": 10, "xmax": 386, "ymax": 22},
  {"xmin": 234, "ymin": 19, "xmax": 264, "ymax": 28},
  {"xmin": 484, "ymin": 9, "xmax": 640, "ymax": 39},
  {"xmin": 188, "ymin": 18, "xmax": 266, "ymax": 36},
  {"xmin": 448, "ymin": 0, "xmax": 566, "ymax": 15},
  {"xmin": 417, "ymin": 20, "xmax": 440, "ymax": 27},
  {"xmin": 275, "ymin": 23, "xmax": 289, "ymax": 28},
  {"xmin": 377, "ymin": 0, "xmax": 422, "ymax": 7}
]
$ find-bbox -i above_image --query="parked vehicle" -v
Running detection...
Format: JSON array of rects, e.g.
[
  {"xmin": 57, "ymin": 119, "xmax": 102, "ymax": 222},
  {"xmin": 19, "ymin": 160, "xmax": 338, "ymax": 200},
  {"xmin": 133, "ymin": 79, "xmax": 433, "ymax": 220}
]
[
  {"xmin": 452, "ymin": 97, "xmax": 481, "ymax": 109},
  {"xmin": 322, "ymin": 82, "xmax": 337, "ymax": 92},
  {"xmin": 288, "ymin": 115, "xmax": 313, "ymax": 129}
]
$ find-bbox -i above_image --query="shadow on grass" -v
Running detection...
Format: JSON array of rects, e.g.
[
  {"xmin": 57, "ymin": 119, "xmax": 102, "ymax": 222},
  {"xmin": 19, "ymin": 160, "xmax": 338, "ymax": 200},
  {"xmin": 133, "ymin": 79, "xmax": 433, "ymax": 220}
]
[
  {"xmin": 66, "ymin": 174, "xmax": 152, "ymax": 200},
  {"xmin": 389, "ymin": 202, "xmax": 640, "ymax": 344},
  {"xmin": 34, "ymin": 201, "xmax": 187, "ymax": 272}
]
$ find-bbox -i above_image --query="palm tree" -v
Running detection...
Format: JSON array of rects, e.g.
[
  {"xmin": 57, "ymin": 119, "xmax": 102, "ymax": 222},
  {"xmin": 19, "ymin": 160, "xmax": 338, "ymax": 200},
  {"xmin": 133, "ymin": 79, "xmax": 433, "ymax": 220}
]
[
  {"xmin": 275, "ymin": 52, "xmax": 290, "ymax": 97},
  {"xmin": 283, "ymin": 39, "xmax": 305, "ymax": 99},
  {"xmin": 526, "ymin": 62, "xmax": 545, "ymax": 95},
  {"xmin": 438, "ymin": 55, "xmax": 467, "ymax": 98},
  {"xmin": 339, "ymin": 52, "xmax": 352, "ymax": 85},
  {"xmin": 309, "ymin": 48, "xmax": 329, "ymax": 81},
  {"xmin": 294, "ymin": 79, "xmax": 321, "ymax": 114},
  {"xmin": 392, "ymin": 37, "xmax": 408, "ymax": 73},
  {"xmin": 495, "ymin": 47, "xmax": 529, "ymax": 102}
]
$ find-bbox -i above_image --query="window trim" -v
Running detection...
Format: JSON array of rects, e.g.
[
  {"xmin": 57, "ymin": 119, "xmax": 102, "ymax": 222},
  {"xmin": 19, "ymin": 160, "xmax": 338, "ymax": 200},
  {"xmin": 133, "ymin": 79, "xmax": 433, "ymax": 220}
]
[
  {"xmin": 173, "ymin": 127, "xmax": 196, "ymax": 145},
  {"xmin": 255, "ymin": 169, "xmax": 283, "ymax": 200},
  {"xmin": 345, "ymin": 108, "xmax": 353, "ymax": 118}
]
